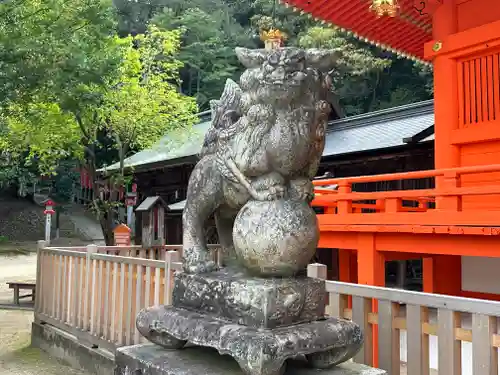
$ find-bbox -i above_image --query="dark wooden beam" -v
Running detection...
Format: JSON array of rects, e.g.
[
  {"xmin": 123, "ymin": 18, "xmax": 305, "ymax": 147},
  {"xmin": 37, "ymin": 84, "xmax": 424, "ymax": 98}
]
[{"xmin": 403, "ymin": 125, "xmax": 435, "ymax": 144}]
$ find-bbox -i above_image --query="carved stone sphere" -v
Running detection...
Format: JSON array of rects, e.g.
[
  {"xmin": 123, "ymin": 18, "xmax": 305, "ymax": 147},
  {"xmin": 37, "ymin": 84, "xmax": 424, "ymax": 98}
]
[{"xmin": 232, "ymin": 199, "xmax": 319, "ymax": 277}]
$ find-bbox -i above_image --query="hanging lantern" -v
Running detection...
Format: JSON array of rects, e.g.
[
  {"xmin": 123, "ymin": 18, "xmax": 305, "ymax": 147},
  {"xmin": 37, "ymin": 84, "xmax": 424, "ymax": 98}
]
[
  {"xmin": 370, "ymin": 0, "xmax": 399, "ymax": 17},
  {"xmin": 260, "ymin": 28, "xmax": 287, "ymax": 50}
]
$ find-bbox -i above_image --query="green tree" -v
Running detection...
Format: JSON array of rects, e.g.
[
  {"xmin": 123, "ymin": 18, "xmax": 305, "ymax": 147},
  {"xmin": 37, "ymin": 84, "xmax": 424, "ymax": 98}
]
[
  {"xmin": 152, "ymin": 6, "xmax": 254, "ymax": 109},
  {"xmin": 1, "ymin": 25, "xmax": 198, "ymax": 244},
  {"xmin": 111, "ymin": 0, "xmax": 434, "ymax": 114},
  {"xmin": 0, "ymin": 0, "xmax": 122, "ymax": 193},
  {"xmin": 296, "ymin": 26, "xmax": 391, "ymax": 114},
  {"xmin": 0, "ymin": 0, "xmax": 120, "ymax": 107},
  {"xmin": 99, "ymin": 26, "xmax": 198, "ymax": 174}
]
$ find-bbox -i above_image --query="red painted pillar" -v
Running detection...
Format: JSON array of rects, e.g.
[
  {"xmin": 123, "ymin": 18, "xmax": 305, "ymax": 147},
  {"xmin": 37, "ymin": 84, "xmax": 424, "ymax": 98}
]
[
  {"xmin": 423, "ymin": 255, "xmax": 462, "ymax": 295},
  {"xmin": 339, "ymin": 249, "xmax": 357, "ymax": 308},
  {"xmin": 357, "ymin": 233, "xmax": 385, "ymax": 367}
]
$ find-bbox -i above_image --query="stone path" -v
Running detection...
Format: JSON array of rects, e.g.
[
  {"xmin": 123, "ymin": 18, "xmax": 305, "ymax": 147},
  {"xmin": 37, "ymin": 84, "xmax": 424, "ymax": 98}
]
[
  {"xmin": 0, "ymin": 253, "xmax": 90, "ymax": 375},
  {"xmin": 65, "ymin": 207, "xmax": 105, "ymax": 244}
]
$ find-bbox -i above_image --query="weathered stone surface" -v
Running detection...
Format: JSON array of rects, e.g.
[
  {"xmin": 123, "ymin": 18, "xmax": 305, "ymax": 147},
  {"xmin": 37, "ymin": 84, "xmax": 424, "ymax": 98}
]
[
  {"xmin": 232, "ymin": 199, "xmax": 319, "ymax": 277},
  {"xmin": 135, "ymin": 46, "xmax": 365, "ymax": 375},
  {"xmin": 172, "ymin": 269, "xmax": 325, "ymax": 329},
  {"xmin": 136, "ymin": 306, "xmax": 363, "ymax": 375},
  {"xmin": 115, "ymin": 344, "xmax": 386, "ymax": 375},
  {"xmin": 181, "ymin": 47, "xmax": 337, "ymax": 276}
]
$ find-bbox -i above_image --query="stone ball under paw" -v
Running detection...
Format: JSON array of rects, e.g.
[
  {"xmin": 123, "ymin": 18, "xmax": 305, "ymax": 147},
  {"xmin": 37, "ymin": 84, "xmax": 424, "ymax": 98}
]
[{"xmin": 232, "ymin": 199, "xmax": 319, "ymax": 277}]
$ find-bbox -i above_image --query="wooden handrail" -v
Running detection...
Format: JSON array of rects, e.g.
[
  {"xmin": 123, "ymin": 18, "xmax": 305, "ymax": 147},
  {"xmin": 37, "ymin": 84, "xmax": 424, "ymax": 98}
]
[
  {"xmin": 313, "ymin": 163, "xmax": 500, "ymax": 186},
  {"xmin": 308, "ymin": 263, "xmax": 500, "ymax": 374},
  {"xmin": 312, "ymin": 185, "xmax": 500, "ymax": 205},
  {"xmin": 323, "ymin": 279, "xmax": 500, "ymax": 316}
]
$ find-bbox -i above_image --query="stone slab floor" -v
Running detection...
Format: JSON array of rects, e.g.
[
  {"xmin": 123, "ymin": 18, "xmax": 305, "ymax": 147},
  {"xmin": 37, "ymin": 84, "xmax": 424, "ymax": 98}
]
[{"xmin": 0, "ymin": 252, "xmax": 90, "ymax": 375}]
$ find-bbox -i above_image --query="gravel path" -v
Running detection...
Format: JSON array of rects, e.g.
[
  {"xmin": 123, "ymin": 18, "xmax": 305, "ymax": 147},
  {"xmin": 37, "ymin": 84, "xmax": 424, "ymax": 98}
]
[{"xmin": 0, "ymin": 253, "xmax": 91, "ymax": 374}]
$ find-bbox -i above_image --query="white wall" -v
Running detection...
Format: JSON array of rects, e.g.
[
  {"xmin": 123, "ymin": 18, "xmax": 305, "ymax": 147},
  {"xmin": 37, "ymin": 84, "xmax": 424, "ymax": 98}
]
[{"xmin": 462, "ymin": 256, "xmax": 500, "ymax": 295}]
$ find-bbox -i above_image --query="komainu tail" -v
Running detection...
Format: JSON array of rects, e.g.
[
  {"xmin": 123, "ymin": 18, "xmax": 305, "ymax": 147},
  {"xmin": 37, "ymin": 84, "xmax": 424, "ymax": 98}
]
[{"xmin": 200, "ymin": 79, "xmax": 242, "ymax": 158}]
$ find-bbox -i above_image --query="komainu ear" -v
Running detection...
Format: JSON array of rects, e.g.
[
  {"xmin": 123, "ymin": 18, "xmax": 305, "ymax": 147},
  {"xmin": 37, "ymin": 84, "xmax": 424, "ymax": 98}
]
[
  {"xmin": 305, "ymin": 49, "xmax": 340, "ymax": 72},
  {"xmin": 235, "ymin": 47, "xmax": 269, "ymax": 69}
]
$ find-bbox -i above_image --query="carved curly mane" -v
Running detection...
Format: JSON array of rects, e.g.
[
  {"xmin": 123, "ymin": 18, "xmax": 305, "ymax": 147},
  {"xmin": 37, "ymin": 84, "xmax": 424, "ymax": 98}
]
[{"xmin": 199, "ymin": 79, "xmax": 242, "ymax": 158}]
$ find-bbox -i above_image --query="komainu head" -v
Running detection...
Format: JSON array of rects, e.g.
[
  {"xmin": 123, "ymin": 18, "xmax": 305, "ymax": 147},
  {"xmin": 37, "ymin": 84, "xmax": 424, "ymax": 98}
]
[{"xmin": 235, "ymin": 47, "xmax": 338, "ymax": 106}]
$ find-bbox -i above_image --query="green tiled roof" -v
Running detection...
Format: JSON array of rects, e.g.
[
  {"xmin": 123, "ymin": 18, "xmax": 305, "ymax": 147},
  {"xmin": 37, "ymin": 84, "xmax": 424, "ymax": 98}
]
[
  {"xmin": 102, "ymin": 100, "xmax": 434, "ymax": 173},
  {"xmin": 100, "ymin": 120, "xmax": 211, "ymax": 172}
]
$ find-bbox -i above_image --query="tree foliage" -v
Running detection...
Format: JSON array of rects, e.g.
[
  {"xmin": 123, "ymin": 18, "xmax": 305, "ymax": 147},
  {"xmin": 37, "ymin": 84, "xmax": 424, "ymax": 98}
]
[
  {"xmin": 99, "ymin": 26, "xmax": 198, "ymax": 171},
  {"xmin": 0, "ymin": 2, "xmax": 197, "ymax": 177},
  {"xmin": 0, "ymin": 0, "xmax": 434, "ymax": 241},
  {"xmin": 152, "ymin": 4, "xmax": 253, "ymax": 108},
  {"xmin": 0, "ymin": 0, "xmax": 198, "ymax": 242},
  {"xmin": 139, "ymin": 0, "xmax": 432, "ymax": 113},
  {"xmin": 0, "ymin": 0, "xmax": 120, "ymax": 107}
]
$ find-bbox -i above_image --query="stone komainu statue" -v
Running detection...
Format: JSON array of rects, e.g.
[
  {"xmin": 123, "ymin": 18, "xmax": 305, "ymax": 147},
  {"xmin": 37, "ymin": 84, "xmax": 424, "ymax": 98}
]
[
  {"xmin": 133, "ymin": 48, "xmax": 364, "ymax": 375},
  {"xmin": 182, "ymin": 47, "xmax": 339, "ymax": 275}
]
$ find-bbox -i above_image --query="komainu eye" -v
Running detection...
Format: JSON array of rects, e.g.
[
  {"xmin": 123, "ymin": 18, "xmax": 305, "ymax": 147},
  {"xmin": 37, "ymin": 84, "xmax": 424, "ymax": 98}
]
[{"xmin": 268, "ymin": 53, "xmax": 279, "ymax": 65}]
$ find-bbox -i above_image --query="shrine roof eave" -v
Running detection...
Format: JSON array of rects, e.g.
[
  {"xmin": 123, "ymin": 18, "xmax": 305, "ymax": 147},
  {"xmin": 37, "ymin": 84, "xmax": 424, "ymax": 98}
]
[
  {"xmin": 100, "ymin": 100, "xmax": 435, "ymax": 176},
  {"xmin": 279, "ymin": 0, "xmax": 434, "ymax": 64}
]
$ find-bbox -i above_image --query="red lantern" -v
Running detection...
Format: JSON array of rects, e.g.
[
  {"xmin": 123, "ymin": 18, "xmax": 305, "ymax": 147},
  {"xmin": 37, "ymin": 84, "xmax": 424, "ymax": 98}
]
[{"xmin": 44, "ymin": 200, "xmax": 55, "ymax": 215}]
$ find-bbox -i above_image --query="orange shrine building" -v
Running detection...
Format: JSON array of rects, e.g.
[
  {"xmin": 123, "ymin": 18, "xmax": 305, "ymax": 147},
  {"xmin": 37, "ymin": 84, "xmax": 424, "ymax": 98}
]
[{"xmin": 280, "ymin": 0, "xmax": 500, "ymax": 301}]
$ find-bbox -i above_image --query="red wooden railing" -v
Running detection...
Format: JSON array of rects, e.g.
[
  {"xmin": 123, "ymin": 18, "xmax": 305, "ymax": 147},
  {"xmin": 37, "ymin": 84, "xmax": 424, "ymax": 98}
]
[{"xmin": 312, "ymin": 163, "xmax": 500, "ymax": 230}]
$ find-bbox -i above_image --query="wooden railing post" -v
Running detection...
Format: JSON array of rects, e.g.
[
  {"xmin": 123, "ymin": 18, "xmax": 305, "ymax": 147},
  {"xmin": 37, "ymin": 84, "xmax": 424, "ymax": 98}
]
[
  {"xmin": 164, "ymin": 250, "xmax": 180, "ymax": 305},
  {"xmin": 437, "ymin": 309, "xmax": 462, "ymax": 374},
  {"xmin": 472, "ymin": 313, "xmax": 498, "ymax": 375},
  {"xmin": 384, "ymin": 198, "xmax": 401, "ymax": 213},
  {"xmin": 34, "ymin": 240, "xmax": 46, "ymax": 314},
  {"xmin": 406, "ymin": 305, "xmax": 430, "ymax": 375},
  {"xmin": 337, "ymin": 182, "xmax": 352, "ymax": 214},
  {"xmin": 352, "ymin": 296, "xmax": 373, "ymax": 366},
  {"xmin": 378, "ymin": 300, "xmax": 400, "ymax": 375},
  {"xmin": 307, "ymin": 263, "xmax": 327, "ymax": 280},
  {"xmin": 437, "ymin": 171, "xmax": 461, "ymax": 211},
  {"xmin": 84, "ymin": 244, "xmax": 97, "ymax": 332}
]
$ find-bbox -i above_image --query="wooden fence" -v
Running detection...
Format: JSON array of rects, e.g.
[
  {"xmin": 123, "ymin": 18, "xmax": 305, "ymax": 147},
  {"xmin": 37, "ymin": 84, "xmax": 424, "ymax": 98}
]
[
  {"xmin": 36, "ymin": 243, "xmax": 188, "ymax": 352},
  {"xmin": 308, "ymin": 263, "xmax": 500, "ymax": 375},
  {"xmin": 35, "ymin": 244, "xmax": 500, "ymax": 375},
  {"xmin": 45, "ymin": 243, "xmax": 220, "ymax": 260}
]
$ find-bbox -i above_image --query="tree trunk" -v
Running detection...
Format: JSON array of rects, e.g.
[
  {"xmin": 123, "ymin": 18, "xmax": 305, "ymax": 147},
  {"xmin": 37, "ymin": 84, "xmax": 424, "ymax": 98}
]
[{"xmin": 86, "ymin": 145, "xmax": 115, "ymax": 246}]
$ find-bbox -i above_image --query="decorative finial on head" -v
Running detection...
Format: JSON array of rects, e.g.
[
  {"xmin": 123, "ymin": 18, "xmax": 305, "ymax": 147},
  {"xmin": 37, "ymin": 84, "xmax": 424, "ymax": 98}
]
[
  {"xmin": 260, "ymin": 28, "xmax": 287, "ymax": 50},
  {"xmin": 370, "ymin": 0, "xmax": 399, "ymax": 17}
]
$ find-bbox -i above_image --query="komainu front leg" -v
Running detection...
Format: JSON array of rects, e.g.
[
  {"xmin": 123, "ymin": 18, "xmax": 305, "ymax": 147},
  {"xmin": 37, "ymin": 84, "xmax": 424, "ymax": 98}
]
[
  {"xmin": 183, "ymin": 199, "xmax": 217, "ymax": 273},
  {"xmin": 182, "ymin": 157, "xmax": 222, "ymax": 274},
  {"xmin": 214, "ymin": 209, "xmax": 238, "ymax": 267},
  {"xmin": 289, "ymin": 177, "xmax": 314, "ymax": 202}
]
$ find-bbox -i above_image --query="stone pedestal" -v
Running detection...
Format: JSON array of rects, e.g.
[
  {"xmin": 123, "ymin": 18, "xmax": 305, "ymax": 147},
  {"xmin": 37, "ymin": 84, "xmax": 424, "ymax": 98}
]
[
  {"xmin": 115, "ymin": 344, "xmax": 387, "ymax": 375},
  {"xmin": 171, "ymin": 268, "xmax": 326, "ymax": 328},
  {"xmin": 136, "ymin": 269, "xmax": 363, "ymax": 375}
]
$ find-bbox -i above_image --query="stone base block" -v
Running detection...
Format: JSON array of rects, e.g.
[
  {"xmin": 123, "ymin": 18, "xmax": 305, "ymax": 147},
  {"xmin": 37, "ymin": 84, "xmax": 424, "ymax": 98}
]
[
  {"xmin": 115, "ymin": 344, "xmax": 387, "ymax": 375},
  {"xmin": 31, "ymin": 321, "xmax": 114, "ymax": 375},
  {"xmin": 136, "ymin": 306, "xmax": 363, "ymax": 375},
  {"xmin": 172, "ymin": 268, "xmax": 325, "ymax": 329}
]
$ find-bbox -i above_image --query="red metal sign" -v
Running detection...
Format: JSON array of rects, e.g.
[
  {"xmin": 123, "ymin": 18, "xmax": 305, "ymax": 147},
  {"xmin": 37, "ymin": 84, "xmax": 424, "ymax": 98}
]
[{"xmin": 126, "ymin": 197, "xmax": 137, "ymax": 206}]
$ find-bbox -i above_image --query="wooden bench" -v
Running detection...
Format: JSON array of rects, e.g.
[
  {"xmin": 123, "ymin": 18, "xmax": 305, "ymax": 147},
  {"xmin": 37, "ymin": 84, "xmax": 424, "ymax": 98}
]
[{"xmin": 7, "ymin": 281, "xmax": 36, "ymax": 305}]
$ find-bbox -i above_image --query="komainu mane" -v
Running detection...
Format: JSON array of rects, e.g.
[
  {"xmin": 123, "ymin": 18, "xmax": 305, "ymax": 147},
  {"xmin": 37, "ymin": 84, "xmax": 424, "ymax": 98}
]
[{"xmin": 183, "ymin": 47, "xmax": 338, "ymax": 274}]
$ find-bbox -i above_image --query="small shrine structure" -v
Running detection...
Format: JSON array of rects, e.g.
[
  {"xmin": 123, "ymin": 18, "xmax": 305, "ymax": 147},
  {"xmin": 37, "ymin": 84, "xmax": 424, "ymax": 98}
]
[
  {"xmin": 135, "ymin": 196, "xmax": 168, "ymax": 247},
  {"xmin": 113, "ymin": 223, "xmax": 131, "ymax": 246}
]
